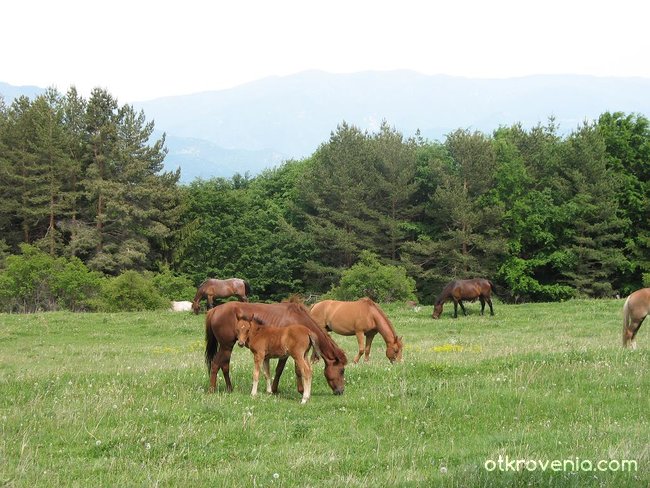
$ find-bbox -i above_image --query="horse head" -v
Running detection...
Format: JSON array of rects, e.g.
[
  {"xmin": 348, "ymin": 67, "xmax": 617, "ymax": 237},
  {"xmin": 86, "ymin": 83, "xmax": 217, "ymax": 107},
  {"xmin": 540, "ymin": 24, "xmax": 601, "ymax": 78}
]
[
  {"xmin": 432, "ymin": 304, "xmax": 443, "ymax": 319},
  {"xmin": 386, "ymin": 336, "xmax": 404, "ymax": 363},
  {"xmin": 235, "ymin": 313, "xmax": 254, "ymax": 347},
  {"xmin": 322, "ymin": 356, "xmax": 346, "ymax": 395}
]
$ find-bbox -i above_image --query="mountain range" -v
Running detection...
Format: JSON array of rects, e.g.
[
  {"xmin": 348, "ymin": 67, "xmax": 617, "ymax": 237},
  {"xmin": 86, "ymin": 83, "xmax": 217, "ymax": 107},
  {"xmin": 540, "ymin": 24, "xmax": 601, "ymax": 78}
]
[{"xmin": 3, "ymin": 72, "xmax": 650, "ymax": 182}]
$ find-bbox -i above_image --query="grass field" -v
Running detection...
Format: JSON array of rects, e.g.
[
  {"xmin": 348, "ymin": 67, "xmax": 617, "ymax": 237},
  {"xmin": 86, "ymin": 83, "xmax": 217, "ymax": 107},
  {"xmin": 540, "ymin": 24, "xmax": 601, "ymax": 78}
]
[{"xmin": 0, "ymin": 299, "xmax": 648, "ymax": 487}]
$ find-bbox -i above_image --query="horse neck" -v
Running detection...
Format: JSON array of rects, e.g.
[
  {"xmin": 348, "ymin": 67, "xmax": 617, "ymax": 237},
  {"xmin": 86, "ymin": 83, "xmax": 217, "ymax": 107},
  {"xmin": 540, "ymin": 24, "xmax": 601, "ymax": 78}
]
[
  {"xmin": 193, "ymin": 288, "xmax": 203, "ymax": 304},
  {"xmin": 435, "ymin": 287, "xmax": 452, "ymax": 305},
  {"xmin": 371, "ymin": 305, "xmax": 398, "ymax": 345}
]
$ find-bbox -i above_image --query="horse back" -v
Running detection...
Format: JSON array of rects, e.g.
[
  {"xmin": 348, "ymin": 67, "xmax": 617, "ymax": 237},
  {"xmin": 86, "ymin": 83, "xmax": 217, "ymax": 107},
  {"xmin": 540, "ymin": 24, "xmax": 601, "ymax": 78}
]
[
  {"xmin": 628, "ymin": 288, "xmax": 650, "ymax": 319},
  {"xmin": 311, "ymin": 299, "xmax": 376, "ymax": 333}
]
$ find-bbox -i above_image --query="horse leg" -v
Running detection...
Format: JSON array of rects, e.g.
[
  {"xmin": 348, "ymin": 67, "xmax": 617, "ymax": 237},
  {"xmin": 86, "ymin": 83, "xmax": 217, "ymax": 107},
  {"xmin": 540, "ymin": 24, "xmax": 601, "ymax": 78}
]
[
  {"xmin": 479, "ymin": 297, "xmax": 485, "ymax": 315},
  {"xmin": 363, "ymin": 331, "xmax": 378, "ymax": 362},
  {"xmin": 209, "ymin": 353, "xmax": 220, "ymax": 393},
  {"xmin": 207, "ymin": 295, "xmax": 214, "ymax": 310},
  {"xmin": 296, "ymin": 355, "xmax": 312, "ymax": 404},
  {"xmin": 486, "ymin": 296, "xmax": 495, "ymax": 315},
  {"xmin": 453, "ymin": 299, "xmax": 459, "ymax": 318},
  {"xmin": 353, "ymin": 331, "xmax": 365, "ymax": 363},
  {"xmin": 209, "ymin": 346, "xmax": 232, "ymax": 393},
  {"xmin": 631, "ymin": 318, "xmax": 645, "ymax": 349},
  {"xmin": 272, "ymin": 357, "xmax": 301, "ymax": 394},
  {"xmin": 220, "ymin": 347, "xmax": 233, "ymax": 392},
  {"xmin": 251, "ymin": 353, "xmax": 263, "ymax": 396},
  {"xmin": 458, "ymin": 300, "xmax": 467, "ymax": 316},
  {"xmin": 263, "ymin": 358, "xmax": 273, "ymax": 393},
  {"xmin": 293, "ymin": 361, "xmax": 305, "ymax": 394}
]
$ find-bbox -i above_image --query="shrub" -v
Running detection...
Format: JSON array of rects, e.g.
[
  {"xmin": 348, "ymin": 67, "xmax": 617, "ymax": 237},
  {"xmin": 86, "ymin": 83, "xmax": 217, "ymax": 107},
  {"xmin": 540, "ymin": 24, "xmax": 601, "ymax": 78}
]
[
  {"xmin": 97, "ymin": 271, "xmax": 169, "ymax": 312},
  {"xmin": 0, "ymin": 244, "xmax": 102, "ymax": 312},
  {"xmin": 328, "ymin": 251, "xmax": 416, "ymax": 302},
  {"xmin": 151, "ymin": 268, "xmax": 196, "ymax": 302}
]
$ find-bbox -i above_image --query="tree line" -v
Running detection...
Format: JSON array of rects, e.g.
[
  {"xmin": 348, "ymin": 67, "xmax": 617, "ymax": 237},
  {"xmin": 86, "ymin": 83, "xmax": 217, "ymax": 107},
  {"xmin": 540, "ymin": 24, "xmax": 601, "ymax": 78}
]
[{"xmin": 1, "ymin": 88, "xmax": 648, "ymax": 309}]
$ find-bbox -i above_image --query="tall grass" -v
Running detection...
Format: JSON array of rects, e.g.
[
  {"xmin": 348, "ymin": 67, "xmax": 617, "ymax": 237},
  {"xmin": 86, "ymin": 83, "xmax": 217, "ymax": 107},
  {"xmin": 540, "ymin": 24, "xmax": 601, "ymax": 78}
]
[{"xmin": 0, "ymin": 299, "xmax": 647, "ymax": 487}]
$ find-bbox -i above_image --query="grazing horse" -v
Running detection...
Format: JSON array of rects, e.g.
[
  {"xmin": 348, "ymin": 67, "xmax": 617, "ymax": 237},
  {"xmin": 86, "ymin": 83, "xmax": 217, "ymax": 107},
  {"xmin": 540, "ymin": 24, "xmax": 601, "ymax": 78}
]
[
  {"xmin": 622, "ymin": 287, "xmax": 650, "ymax": 349},
  {"xmin": 236, "ymin": 315, "xmax": 320, "ymax": 404},
  {"xmin": 310, "ymin": 298, "xmax": 403, "ymax": 364},
  {"xmin": 205, "ymin": 301, "xmax": 347, "ymax": 395},
  {"xmin": 192, "ymin": 278, "xmax": 251, "ymax": 314},
  {"xmin": 432, "ymin": 278, "xmax": 495, "ymax": 319}
]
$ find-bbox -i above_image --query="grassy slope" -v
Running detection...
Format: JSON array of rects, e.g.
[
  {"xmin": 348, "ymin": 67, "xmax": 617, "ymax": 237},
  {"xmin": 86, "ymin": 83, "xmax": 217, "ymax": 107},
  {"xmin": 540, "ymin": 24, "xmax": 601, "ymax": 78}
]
[{"xmin": 0, "ymin": 299, "xmax": 647, "ymax": 487}]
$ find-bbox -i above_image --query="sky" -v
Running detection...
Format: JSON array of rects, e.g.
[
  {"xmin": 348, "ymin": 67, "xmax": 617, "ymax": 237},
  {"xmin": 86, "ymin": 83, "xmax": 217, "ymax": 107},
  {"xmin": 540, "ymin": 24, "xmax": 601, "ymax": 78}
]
[{"xmin": 3, "ymin": 0, "xmax": 650, "ymax": 102}]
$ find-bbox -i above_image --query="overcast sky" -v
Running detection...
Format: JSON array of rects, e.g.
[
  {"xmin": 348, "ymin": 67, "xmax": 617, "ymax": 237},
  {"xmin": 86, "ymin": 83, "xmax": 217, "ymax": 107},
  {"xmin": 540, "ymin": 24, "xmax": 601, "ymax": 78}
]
[{"xmin": 3, "ymin": 0, "xmax": 649, "ymax": 102}]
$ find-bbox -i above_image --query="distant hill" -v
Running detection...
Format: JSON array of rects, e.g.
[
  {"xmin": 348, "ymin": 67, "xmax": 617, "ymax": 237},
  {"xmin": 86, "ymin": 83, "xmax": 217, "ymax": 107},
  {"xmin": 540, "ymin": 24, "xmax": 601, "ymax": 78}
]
[
  {"xmin": 0, "ymin": 82, "xmax": 45, "ymax": 102},
  {"xmin": 4, "ymin": 72, "xmax": 650, "ymax": 182},
  {"xmin": 135, "ymin": 71, "xmax": 650, "ymax": 181}
]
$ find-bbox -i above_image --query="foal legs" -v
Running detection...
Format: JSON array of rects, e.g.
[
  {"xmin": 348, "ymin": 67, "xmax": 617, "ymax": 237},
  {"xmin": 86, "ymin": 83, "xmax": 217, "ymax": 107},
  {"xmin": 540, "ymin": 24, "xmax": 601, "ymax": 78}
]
[
  {"xmin": 251, "ymin": 353, "xmax": 264, "ymax": 396},
  {"xmin": 263, "ymin": 358, "xmax": 273, "ymax": 393},
  {"xmin": 295, "ymin": 354, "xmax": 312, "ymax": 404}
]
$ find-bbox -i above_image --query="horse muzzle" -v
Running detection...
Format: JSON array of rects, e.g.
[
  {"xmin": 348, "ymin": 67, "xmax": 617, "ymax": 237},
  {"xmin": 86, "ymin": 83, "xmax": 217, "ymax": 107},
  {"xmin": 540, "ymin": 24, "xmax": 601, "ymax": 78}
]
[
  {"xmin": 333, "ymin": 387, "xmax": 344, "ymax": 395},
  {"xmin": 237, "ymin": 340, "xmax": 245, "ymax": 348}
]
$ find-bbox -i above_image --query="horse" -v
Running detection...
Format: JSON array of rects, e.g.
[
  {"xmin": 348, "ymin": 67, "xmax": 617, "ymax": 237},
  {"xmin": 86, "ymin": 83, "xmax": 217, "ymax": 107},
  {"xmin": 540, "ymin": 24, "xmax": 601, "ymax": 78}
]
[
  {"xmin": 204, "ymin": 301, "xmax": 347, "ymax": 395},
  {"xmin": 236, "ymin": 314, "xmax": 320, "ymax": 404},
  {"xmin": 432, "ymin": 278, "xmax": 495, "ymax": 319},
  {"xmin": 170, "ymin": 300, "xmax": 193, "ymax": 312},
  {"xmin": 622, "ymin": 287, "xmax": 650, "ymax": 349},
  {"xmin": 192, "ymin": 278, "xmax": 251, "ymax": 314},
  {"xmin": 310, "ymin": 298, "xmax": 403, "ymax": 364}
]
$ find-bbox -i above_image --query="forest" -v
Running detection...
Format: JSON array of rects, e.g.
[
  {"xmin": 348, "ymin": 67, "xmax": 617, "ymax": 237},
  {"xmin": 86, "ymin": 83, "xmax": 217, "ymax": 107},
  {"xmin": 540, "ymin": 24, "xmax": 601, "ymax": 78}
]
[{"xmin": 0, "ymin": 87, "xmax": 648, "ymax": 311}]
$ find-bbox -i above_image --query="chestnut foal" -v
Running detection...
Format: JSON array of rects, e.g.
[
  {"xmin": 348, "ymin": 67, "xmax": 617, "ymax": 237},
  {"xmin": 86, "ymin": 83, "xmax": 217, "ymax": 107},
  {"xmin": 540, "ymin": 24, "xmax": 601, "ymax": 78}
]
[{"xmin": 236, "ymin": 314, "xmax": 322, "ymax": 404}]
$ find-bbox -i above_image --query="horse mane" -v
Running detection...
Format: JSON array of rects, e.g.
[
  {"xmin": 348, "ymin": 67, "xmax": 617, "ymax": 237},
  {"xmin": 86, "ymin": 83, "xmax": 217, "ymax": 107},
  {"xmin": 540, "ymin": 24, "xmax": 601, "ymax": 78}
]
[
  {"xmin": 282, "ymin": 293, "xmax": 305, "ymax": 304},
  {"xmin": 435, "ymin": 281, "xmax": 456, "ymax": 305},
  {"xmin": 361, "ymin": 298, "xmax": 400, "ymax": 341},
  {"xmin": 287, "ymin": 303, "xmax": 348, "ymax": 365}
]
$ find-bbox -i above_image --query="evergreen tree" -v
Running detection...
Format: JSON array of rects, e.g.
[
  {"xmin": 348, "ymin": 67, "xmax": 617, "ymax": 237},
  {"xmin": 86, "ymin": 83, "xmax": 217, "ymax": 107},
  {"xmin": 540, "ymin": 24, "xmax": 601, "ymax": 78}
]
[
  {"xmin": 560, "ymin": 123, "xmax": 631, "ymax": 296},
  {"xmin": 298, "ymin": 122, "xmax": 380, "ymax": 284},
  {"xmin": 597, "ymin": 112, "xmax": 650, "ymax": 291}
]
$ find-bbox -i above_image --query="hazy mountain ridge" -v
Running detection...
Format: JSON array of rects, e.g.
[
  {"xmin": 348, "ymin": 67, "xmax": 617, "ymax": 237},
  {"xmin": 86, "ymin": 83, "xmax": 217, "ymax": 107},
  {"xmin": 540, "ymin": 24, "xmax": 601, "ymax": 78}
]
[{"xmin": 3, "ymin": 72, "xmax": 650, "ymax": 182}]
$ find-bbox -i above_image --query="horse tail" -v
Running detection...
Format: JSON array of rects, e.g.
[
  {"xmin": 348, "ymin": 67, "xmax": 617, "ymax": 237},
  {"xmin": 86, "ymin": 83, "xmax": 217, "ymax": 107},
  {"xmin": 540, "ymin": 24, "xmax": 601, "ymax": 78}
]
[
  {"xmin": 487, "ymin": 280, "xmax": 497, "ymax": 295},
  {"xmin": 244, "ymin": 280, "xmax": 252, "ymax": 298},
  {"xmin": 622, "ymin": 296, "xmax": 631, "ymax": 347},
  {"xmin": 205, "ymin": 311, "xmax": 218, "ymax": 373},
  {"xmin": 308, "ymin": 331, "xmax": 323, "ymax": 362}
]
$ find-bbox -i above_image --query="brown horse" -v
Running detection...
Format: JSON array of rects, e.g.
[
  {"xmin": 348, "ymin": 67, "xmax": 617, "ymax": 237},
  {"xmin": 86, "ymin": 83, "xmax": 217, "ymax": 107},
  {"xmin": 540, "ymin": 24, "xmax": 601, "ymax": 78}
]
[
  {"xmin": 432, "ymin": 278, "xmax": 495, "ymax": 319},
  {"xmin": 622, "ymin": 287, "xmax": 650, "ymax": 348},
  {"xmin": 205, "ymin": 301, "xmax": 347, "ymax": 395},
  {"xmin": 236, "ymin": 315, "xmax": 320, "ymax": 404},
  {"xmin": 192, "ymin": 278, "xmax": 251, "ymax": 314},
  {"xmin": 310, "ymin": 298, "xmax": 403, "ymax": 364}
]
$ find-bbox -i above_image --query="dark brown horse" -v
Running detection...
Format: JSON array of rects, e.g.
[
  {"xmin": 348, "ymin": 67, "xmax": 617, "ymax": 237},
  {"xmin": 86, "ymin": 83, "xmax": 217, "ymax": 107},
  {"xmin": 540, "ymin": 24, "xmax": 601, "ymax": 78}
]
[
  {"xmin": 192, "ymin": 278, "xmax": 251, "ymax": 314},
  {"xmin": 432, "ymin": 278, "xmax": 495, "ymax": 319},
  {"xmin": 205, "ymin": 301, "xmax": 347, "ymax": 395},
  {"xmin": 622, "ymin": 287, "xmax": 650, "ymax": 348}
]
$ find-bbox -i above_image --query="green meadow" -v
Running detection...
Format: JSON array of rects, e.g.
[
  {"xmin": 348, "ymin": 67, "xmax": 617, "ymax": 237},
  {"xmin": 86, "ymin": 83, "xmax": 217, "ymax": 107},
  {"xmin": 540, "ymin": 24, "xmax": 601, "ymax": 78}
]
[{"xmin": 0, "ymin": 299, "xmax": 647, "ymax": 487}]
